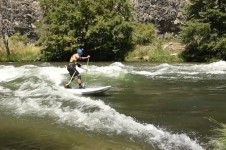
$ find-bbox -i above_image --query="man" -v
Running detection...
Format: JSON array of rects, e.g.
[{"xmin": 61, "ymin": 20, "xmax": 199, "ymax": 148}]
[{"xmin": 65, "ymin": 48, "xmax": 90, "ymax": 89}]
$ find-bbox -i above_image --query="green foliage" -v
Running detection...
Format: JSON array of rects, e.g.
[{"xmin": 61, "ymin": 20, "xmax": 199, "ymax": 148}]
[
  {"xmin": 10, "ymin": 33, "xmax": 30, "ymax": 44},
  {"xmin": 125, "ymin": 38, "xmax": 184, "ymax": 63},
  {"xmin": 180, "ymin": 0, "xmax": 226, "ymax": 62},
  {"xmin": 132, "ymin": 23, "xmax": 155, "ymax": 45},
  {"xmin": 39, "ymin": 0, "xmax": 134, "ymax": 61}
]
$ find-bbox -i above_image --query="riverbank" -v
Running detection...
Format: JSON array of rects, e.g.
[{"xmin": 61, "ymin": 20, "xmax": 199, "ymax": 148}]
[
  {"xmin": 126, "ymin": 41, "xmax": 185, "ymax": 62},
  {"xmin": 0, "ymin": 40, "xmax": 41, "ymax": 62},
  {"xmin": 0, "ymin": 39, "xmax": 185, "ymax": 62}
]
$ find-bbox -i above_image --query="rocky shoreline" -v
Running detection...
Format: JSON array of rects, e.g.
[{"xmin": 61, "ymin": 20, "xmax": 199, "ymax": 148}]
[
  {"xmin": 1, "ymin": 0, "xmax": 187, "ymax": 38},
  {"xmin": 131, "ymin": 0, "xmax": 187, "ymax": 34}
]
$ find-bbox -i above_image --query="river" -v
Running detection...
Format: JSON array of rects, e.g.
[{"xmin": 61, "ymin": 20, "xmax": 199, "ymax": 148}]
[{"xmin": 1, "ymin": 61, "xmax": 226, "ymax": 150}]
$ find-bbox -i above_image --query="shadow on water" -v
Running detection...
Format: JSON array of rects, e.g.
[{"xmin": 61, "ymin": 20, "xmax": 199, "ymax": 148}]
[{"xmin": 0, "ymin": 113, "xmax": 154, "ymax": 150}]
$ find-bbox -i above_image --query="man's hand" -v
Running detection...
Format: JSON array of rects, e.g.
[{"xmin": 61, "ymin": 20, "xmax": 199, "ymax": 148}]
[{"xmin": 81, "ymin": 68, "xmax": 88, "ymax": 71}]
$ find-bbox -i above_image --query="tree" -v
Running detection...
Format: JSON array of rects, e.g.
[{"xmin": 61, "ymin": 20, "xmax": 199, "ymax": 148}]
[
  {"xmin": 39, "ymin": 0, "xmax": 134, "ymax": 61},
  {"xmin": 0, "ymin": 0, "xmax": 41, "ymax": 55},
  {"xmin": 0, "ymin": 0, "xmax": 13, "ymax": 55},
  {"xmin": 132, "ymin": 22, "xmax": 155, "ymax": 45},
  {"xmin": 180, "ymin": 0, "xmax": 226, "ymax": 61}
]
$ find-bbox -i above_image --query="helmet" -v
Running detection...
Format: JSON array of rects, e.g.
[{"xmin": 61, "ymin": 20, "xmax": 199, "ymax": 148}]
[{"xmin": 77, "ymin": 48, "xmax": 83, "ymax": 55}]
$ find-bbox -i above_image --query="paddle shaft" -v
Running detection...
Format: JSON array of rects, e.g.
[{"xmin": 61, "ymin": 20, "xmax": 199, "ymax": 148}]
[
  {"xmin": 84, "ymin": 58, "xmax": 89, "ymax": 84},
  {"xmin": 66, "ymin": 68, "xmax": 77, "ymax": 85}
]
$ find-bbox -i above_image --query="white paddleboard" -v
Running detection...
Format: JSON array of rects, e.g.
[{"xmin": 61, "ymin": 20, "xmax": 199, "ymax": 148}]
[{"xmin": 66, "ymin": 86, "xmax": 111, "ymax": 95}]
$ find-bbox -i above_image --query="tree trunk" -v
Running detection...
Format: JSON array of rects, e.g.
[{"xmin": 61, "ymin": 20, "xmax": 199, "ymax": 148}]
[{"xmin": 1, "ymin": 31, "xmax": 10, "ymax": 55}]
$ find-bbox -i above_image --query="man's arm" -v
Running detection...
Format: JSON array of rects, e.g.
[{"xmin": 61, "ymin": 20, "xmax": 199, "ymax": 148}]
[
  {"xmin": 78, "ymin": 55, "xmax": 90, "ymax": 71},
  {"xmin": 79, "ymin": 55, "xmax": 90, "ymax": 60}
]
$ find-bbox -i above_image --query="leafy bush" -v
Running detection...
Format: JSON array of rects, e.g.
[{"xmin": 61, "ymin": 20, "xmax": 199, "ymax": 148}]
[
  {"xmin": 132, "ymin": 23, "xmax": 156, "ymax": 45},
  {"xmin": 10, "ymin": 33, "xmax": 30, "ymax": 44},
  {"xmin": 39, "ymin": 0, "xmax": 134, "ymax": 61},
  {"xmin": 180, "ymin": 0, "xmax": 226, "ymax": 62}
]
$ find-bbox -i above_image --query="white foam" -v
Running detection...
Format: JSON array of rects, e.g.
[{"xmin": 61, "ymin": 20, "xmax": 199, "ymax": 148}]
[
  {"xmin": 1, "ymin": 84, "xmax": 203, "ymax": 150},
  {"xmin": 0, "ymin": 63, "xmax": 205, "ymax": 150},
  {"xmin": 130, "ymin": 61, "xmax": 226, "ymax": 79},
  {"xmin": 88, "ymin": 62, "xmax": 128, "ymax": 77},
  {"xmin": 0, "ymin": 85, "xmax": 12, "ymax": 93},
  {"xmin": 38, "ymin": 66, "xmax": 67, "ymax": 85},
  {"xmin": 132, "ymin": 67, "xmax": 169, "ymax": 77},
  {"xmin": 0, "ymin": 66, "xmax": 23, "ymax": 82}
]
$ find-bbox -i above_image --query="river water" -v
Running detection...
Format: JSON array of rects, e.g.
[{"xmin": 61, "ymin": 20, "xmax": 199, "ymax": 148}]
[{"xmin": 1, "ymin": 61, "xmax": 226, "ymax": 150}]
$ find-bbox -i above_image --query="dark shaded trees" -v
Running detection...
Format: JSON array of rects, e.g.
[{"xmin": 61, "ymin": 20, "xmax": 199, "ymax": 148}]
[
  {"xmin": 180, "ymin": 0, "xmax": 226, "ymax": 61},
  {"xmin": 39, "ymin": 0, "xmax": 134, "ymax": 61}
]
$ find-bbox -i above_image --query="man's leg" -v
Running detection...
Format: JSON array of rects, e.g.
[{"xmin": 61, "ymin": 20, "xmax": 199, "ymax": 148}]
[
  {"xmin": 65, "ymin": 66, "xmax": 77, "ymax": 88},
  {"xmin": 77, "ymin": 75, "xmax": 83, "ymax": 88}
]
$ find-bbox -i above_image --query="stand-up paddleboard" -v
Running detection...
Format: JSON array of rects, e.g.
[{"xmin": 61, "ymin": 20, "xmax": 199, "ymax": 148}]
[{"xmin": 66, "ymin": 86, "xmax": 111, "ymax": 95}]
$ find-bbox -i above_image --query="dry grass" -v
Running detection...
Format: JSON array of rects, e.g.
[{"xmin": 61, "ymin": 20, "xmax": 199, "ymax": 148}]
[
  {"xmin": 0, "ymin": 39, "xmax": 41, "ymax": 62},
  {"xmin": 125, "ymin": 42, "xmax": 185, "ymax": 62}
]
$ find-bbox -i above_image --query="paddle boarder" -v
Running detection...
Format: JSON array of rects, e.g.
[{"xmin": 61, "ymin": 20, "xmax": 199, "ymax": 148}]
[{"xmin": 65, "ymin": 48, "xmax": 90, "ymax": 89}]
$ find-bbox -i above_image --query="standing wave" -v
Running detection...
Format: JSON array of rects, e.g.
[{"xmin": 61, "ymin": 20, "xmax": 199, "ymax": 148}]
[{"xmin": 0, "ymin": 64, "xmax": 204, "ymax": 150}]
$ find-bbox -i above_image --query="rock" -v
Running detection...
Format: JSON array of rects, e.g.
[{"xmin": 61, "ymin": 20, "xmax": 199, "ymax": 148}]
[
  {"xmin": 163, "ymin": 42, "xmax": 185, "ymax": 51},
  {"xmin": 1, "ymin": 0, "xmax": 187, "ymax": 42},
  {"xmin": 131, "ymin": 0, "xmax": 187, "ymax": 34},
  {"xmin": 0, "ymin": 0, "xmax": 42, "ymax": 40}
]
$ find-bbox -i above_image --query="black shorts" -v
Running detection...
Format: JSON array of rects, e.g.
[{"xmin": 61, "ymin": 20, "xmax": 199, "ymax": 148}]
[{"xmin": 67, "ymin": 64, "xmax": 79, "ymax": 79}]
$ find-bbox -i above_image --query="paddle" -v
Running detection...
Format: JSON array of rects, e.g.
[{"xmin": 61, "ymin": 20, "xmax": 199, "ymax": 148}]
[
  {"xmin": 83, "ymin": 58, "xmax": 89, "ymax": 87},
  {"xmin": 64, "ymin": 69, "xmax": 77, "ymax": 88}
]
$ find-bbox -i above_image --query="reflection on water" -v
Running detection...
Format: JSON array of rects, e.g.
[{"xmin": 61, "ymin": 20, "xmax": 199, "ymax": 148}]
[{"xmin": 1, "ymin": 61, "xmax": 226, "ymax": 150}]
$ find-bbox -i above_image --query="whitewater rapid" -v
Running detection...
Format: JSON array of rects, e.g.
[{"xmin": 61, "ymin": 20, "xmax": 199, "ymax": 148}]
[{"xmin": 2, "ymin": 61, "xmax": 226, "ymax": 149}]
